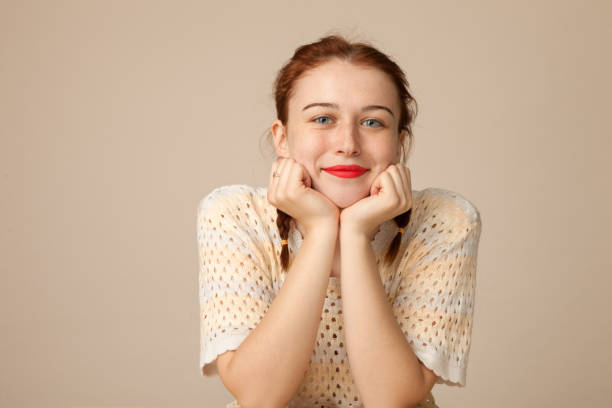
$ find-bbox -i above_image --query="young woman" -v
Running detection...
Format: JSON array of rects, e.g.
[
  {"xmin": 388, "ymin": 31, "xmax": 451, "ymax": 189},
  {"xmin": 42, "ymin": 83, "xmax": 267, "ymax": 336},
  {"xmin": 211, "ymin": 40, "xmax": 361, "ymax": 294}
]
[{"xmin": 198, "ymin": 35, "xmax": 482, "ymax": 408}]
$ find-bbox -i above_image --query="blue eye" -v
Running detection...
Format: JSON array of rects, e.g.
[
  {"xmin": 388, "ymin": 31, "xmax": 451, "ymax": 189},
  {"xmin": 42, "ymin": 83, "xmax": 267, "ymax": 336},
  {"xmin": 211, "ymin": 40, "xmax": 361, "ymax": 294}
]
[
  {"xmin": 314, "ymin": 116, "xmax": 332, "ymax": 125},
  {"xmin": 363, "ymin": 119, "xmax": 383, "ymax": 128}
]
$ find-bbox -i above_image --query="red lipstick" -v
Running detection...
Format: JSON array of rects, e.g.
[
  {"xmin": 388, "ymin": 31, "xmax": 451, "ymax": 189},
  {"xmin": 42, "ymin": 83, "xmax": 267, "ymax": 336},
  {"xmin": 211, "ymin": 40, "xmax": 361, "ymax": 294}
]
[{"xmin": 322, "ymin": 164, "xmax": 368, "ymax": 178}]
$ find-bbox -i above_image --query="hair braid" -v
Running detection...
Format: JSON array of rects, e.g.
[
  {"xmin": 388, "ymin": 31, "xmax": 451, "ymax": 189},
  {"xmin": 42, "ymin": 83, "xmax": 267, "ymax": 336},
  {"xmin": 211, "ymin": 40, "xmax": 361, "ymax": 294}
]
[
  {"xmin": 276, "ymin": 208, "xmax": 293, "ymax": 271},
  {"xmin": 383, "ymin": 209, "xmax": 411, "ymax": 267}
]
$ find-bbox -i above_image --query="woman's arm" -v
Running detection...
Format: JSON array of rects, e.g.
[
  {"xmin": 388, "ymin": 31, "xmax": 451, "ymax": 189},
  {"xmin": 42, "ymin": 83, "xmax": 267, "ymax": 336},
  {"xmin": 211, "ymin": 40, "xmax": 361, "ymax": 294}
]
[
  {"xmin": 339, "ymin": 229, "xmax": 436, "ymax": 408},
  {"xmin": 222, "ymin": 221, "xmax": 338, "ymax": 408}
]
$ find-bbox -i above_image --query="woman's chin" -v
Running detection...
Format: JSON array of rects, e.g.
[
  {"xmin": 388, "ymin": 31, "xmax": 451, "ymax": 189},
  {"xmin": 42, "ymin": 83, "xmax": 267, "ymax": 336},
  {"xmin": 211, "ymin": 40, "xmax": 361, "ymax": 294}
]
[
  {"xmin": 326, "ymin": 192, "xmax": 368, "ymax": 209},
  {"xmin": 312, "ymin": 182, "xmax": 370, "ymax": 209}
]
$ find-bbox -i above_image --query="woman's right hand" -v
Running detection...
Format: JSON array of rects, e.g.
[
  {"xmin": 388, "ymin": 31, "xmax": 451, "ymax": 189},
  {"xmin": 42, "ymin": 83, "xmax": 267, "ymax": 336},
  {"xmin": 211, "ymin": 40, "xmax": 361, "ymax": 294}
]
[{"xmin": 267, "ymin": 157, "xmax": 340, "ymax": 233}]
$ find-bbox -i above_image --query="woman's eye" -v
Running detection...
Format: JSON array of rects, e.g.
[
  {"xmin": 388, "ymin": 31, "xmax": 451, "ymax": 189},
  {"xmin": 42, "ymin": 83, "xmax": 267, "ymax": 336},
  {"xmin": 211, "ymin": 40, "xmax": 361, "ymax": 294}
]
[
  {"xmin": 363, "ymin": 119, "xmax": 383, "ymax": 128},
  {"xmin": 313, "ymin": 116, "xmax": 383, "ymax": 127},
  {"xmin": 314, "ymin": 116, "xmax": 333, "ymax": 125}
]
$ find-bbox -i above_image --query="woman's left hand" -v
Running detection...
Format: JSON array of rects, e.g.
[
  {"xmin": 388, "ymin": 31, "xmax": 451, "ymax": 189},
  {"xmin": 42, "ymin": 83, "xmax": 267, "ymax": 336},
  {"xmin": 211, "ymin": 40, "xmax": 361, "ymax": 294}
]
[{"xmin": 340, "ymin": 164, "xmax": 413, "ymax": 238}]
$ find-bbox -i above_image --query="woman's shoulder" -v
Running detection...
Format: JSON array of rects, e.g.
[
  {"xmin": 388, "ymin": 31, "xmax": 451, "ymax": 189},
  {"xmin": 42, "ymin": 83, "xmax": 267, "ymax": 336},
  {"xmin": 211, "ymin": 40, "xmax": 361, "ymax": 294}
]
[
  {"xmin": 196, "ymin": 184, "xmax": 279, "ymax": 267},
  {"xmin": 196, "ymin": 184, "xmax": 276, "ymax": 242},
  {"xmin": 402, "ymin": 187, "xmax": 483, "ymax": 266},
  {"xmin": 413, "ymin": 187, "xmax": 482, "ymax": 232},
  {"xmin": 198, "ymin": 184, "xmax": 268, "ymax": 214}
]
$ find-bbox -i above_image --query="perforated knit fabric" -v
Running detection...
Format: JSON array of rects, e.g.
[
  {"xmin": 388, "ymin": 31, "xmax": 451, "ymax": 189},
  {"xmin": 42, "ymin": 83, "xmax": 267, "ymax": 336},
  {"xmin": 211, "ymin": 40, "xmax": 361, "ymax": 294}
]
[{"xmin": 197, "ymin": 184, "xmax": 482, "ymax": 408}]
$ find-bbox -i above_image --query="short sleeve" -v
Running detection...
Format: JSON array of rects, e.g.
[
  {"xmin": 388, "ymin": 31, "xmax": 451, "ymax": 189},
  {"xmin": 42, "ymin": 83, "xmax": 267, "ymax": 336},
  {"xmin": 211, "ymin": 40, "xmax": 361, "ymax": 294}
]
[
  {"xmin": 391, "ymin": 202, "xmax": 482, "ymax": 387},
  {"xmin": 197, "ymin": 186, "xmax": 276, "ymax": 377}
]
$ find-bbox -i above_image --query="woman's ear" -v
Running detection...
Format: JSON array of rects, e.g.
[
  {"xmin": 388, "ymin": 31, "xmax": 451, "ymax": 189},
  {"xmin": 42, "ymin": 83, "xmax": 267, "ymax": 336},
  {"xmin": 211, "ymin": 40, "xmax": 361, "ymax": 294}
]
[
  {"xmin": 397, "ymin": 129, "xmax": 408, "ymax": 163},
  {"xmin": 271, "ymin": 119, "xmax": 290, "ymax": 157}
]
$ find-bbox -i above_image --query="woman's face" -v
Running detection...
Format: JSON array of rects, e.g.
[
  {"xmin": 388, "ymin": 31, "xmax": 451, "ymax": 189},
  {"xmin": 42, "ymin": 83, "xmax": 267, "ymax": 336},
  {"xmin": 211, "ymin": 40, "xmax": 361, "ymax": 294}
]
[{"xmin": 271, "ymin": 59, "xmax": 406, "ymax": 209}]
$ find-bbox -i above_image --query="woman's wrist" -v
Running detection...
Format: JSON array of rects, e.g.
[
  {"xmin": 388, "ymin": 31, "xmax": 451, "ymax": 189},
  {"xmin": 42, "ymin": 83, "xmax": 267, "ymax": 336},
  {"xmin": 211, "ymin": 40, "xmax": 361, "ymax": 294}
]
[
  {"xmin": 304, "ymin": 219, "xmax": 339, "ymax": 237},
  {"xmin": 299, "ymin": 214, "xmax": 339, "ymax": 236},
  {"xmin": 339, "ymin": 222, "xmax": 375, "ymax": 241}
]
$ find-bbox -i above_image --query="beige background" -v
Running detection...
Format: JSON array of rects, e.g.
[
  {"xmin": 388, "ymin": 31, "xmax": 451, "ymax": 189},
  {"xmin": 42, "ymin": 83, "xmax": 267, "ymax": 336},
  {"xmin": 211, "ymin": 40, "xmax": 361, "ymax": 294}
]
[{"xmin": 1, "ymin": 0, "xmax": 611, "ymax": 407}]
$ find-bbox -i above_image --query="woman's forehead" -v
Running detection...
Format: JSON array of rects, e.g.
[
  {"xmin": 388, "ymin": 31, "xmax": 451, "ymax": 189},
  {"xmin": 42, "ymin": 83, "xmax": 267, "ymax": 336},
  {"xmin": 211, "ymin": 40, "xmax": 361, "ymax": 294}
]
[{"xmin": 290, "ymin": 61, "xmax": 399, "ymax": 113}]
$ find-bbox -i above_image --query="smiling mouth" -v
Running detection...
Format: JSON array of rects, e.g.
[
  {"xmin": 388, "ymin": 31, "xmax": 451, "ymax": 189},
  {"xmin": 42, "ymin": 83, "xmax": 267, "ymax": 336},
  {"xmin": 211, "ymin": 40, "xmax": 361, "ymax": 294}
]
[{"xmin": 322, "ymin": 165, "xmax": 368, "ymax": 179}]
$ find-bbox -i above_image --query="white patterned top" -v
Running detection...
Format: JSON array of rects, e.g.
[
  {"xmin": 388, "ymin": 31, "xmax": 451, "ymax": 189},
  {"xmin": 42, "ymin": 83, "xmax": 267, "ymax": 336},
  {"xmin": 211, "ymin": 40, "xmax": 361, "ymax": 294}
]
[{"xmin": 197, "ymin": 184, "xmax": 482, "ymax": 407}]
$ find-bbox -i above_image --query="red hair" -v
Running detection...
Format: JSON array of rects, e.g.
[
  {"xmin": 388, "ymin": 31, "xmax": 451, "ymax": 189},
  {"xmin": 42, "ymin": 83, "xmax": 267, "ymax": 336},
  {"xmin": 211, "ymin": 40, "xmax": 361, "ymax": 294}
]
[{"xmin": 269, "ymin": 34, "xmax": 417, "ymax": 271}]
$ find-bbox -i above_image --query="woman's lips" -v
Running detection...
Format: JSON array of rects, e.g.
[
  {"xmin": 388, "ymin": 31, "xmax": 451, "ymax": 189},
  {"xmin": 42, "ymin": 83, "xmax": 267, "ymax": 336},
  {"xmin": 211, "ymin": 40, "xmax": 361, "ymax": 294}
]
[{"xmin": 322, "ymin": 165, "xmax": 368, "ymax": 178}]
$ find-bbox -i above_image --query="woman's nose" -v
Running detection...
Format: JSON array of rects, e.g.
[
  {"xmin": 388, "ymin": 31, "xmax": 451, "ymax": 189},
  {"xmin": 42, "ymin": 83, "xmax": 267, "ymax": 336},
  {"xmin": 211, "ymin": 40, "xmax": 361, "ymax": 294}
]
[{"xmin": 335, "ymin": 122, "xmax": 360, "ymax": 156}]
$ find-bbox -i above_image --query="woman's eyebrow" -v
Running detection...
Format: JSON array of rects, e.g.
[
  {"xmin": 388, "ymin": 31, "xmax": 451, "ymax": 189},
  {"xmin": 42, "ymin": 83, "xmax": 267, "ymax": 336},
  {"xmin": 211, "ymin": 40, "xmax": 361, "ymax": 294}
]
[{"xmin": 302, "ymin": 102, "xmax": 394, "ymax": 117}]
